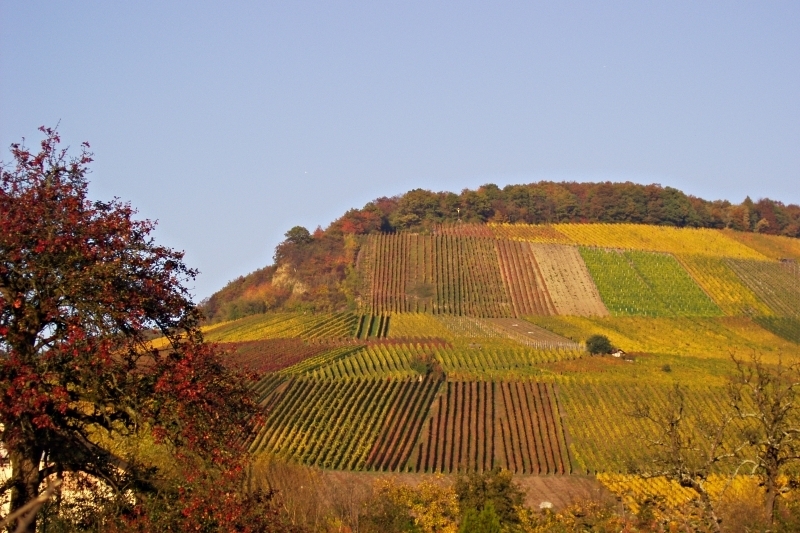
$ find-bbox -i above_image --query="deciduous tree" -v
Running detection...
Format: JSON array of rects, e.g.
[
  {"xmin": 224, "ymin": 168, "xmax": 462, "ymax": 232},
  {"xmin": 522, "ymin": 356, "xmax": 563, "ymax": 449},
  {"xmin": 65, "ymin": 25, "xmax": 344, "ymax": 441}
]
[{"xmin": 0, "ymin": 128, "xmax": 260, "ymax": 531}]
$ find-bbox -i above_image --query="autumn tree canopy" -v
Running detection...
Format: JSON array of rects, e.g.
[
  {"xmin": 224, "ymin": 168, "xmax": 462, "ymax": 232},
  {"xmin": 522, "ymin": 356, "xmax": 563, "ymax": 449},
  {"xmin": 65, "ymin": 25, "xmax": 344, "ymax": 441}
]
[{"xmin": 0, "ymin": 128, "xmax": 262, "ymax": 531}]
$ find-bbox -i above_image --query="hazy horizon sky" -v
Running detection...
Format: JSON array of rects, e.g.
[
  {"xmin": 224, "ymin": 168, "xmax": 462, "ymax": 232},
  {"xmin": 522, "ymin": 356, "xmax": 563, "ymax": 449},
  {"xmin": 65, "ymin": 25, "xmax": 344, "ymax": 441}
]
[{"xmin": 2, "ymin": 2, "xmax": 799, "ymax": 299}]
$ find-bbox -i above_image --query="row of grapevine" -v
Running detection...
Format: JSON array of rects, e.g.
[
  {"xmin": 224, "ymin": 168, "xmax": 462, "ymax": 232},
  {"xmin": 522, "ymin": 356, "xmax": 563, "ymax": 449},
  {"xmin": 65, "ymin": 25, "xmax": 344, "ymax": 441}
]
[
  {"xmin": 433, "ymin": 235, "xmax": 511, "ymax": 317},
  {"xmin": 528, "ymin": 316, "xmax": 798, "ymax": 362},
  {"xmin": 677, "ymin": 254, "xmax": 773, "ymax": 316},
  {"xmin": 557, "ymin": 380, "xmax": 733, "ymax": 473},
  {"xmin": 726, "ymin": 259, "xmax": 800, "ymax": 317},
  {"xmin": 221, "ymin": 338, "xmax": 338, "ymax": 373},
  {"xmin": 487, "ymin": 223, "xmax": 572, "ymax": 244},
  {"xmin": 205, "ymin": 312, "xmax": 357, "ymax": 342},
  {"xmin": 753, "ymin": 317, "xmax": 800, "ymax": 344},
  {"xmin": 723, "ymin": 229, "xmax": 800, "ymax": 262},
  {"xmin": 364, "ymin": 233, "xmax": 409, "ymax": 314},
  {"xmin": 495, "ymin": 239, "xmax": 556, "ymax": 316},
  {"xmin": 483, "ymin": 318, "xmax": 582, "ymax": 350},
  {"xmin": 529, "ymin": 244, "xmax": 609, "ymax": 316},
  {"xmin": 552, "ymin": 223, "xmax": 767, "ymax": 259},
  {"xmin": 354, "ymin": 314, "xmax": 390, "ymax": 339},
  {"xmin": 311, "ymin": 343, "xmax": 431, "ymax": 380},
  {"xmin": 362, "ymin": 234, "xmax": 513, "ymax": 317},
  {"xmin": 580, "ymin": 248, "xmax": 722, "ymax": 317},
  {"xmin": 251, "ymin": 374, "xmax": 288, "ymax": 406},
  {"xmin": 388, "ymin": 313, "xmax": 455, "ymax": 340},
  {"xmin": 434, "ymin": 345, "xmax": 583, "ymax": 378},
  {"xmin": 411, "ymin": 381, "xmax": 571, "ymax": 474},
  {"xmin": 249, "ymin": 378, "xmax": 406, "ymax": 470},
  {"xmin": 435, "ymin": 223, "xmax": 495, "ymax": 238},
  {"xmin": 386, "ymin": 314, "xmax": 579, "ymax": 349},
  {"xmin": 310, "ymin": 341, "xmax": 582, "ymax": 380},
  {"xmin": 366, "ymin": 376, "xmax": 442, "ymax": 470},
  {"xmin": 279, "ymin": 345, "xmax": 364, "ymax": 375}
]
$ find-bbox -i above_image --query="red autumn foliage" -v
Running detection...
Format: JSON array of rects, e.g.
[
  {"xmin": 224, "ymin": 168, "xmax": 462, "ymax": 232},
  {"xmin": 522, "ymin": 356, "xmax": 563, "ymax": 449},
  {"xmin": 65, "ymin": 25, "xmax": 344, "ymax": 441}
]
[{"xmin": 0, "ymin": 127, "xmax": 288, "ymax": 531}]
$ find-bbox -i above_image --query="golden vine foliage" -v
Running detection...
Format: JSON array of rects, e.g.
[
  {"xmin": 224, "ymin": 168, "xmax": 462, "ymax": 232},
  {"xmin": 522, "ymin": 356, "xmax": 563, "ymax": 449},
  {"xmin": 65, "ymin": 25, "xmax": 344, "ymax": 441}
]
[
  {"xmin": 373, "ymin": 477, "xmax": 459, "ymax": 533},
  {"xmin": 527, "ymin": 316, "xmax": 797, "ymax": 362}
]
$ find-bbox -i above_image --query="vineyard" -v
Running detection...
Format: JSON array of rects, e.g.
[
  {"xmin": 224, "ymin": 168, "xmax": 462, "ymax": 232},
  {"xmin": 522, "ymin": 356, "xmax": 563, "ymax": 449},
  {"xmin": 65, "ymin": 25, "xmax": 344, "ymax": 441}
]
[
  {"xmin": 527, "ymin": 316, "xmax": 797, "ymax": 362},
  {"xmin": 579, "ymin": 248, "xmax": 722, "ymax": 317},
  {"xmin": 222, "ymin": 338, "xmax": 344, "ymax": 373},
  {"xmin": 726, "ymin": 259, "xmax": 800, "ymax": 317},
  {"xmin": 723, "ymin": 229, "xmax": 800, "ymax": 262},
  {"xmin": 553, "ymin": 223, "xmax": 767, "ymax": 258},
  {"xmin": 557, "ymin": 379, "xmax": 734, "ymax": 473},
  {"xmin": 494, "ymin": 239, "xmax": 556, "ymax": 316},
  {"xmin": 752, "ymin": 317, "xmax": 800, "ymax": 344},
  {"xmin": 361, "ymin": 234, "xmax": 512, "ymax": 316},
  {"xmin": 529, "ymin": 244, "xmax": 608, "ymax": 317},
  {"xmin": 204, "ymin": 221, "xmax": 800, "ymax": 480},
  {"xmin": 250, "ymin": 377, "xmax": 412, "ymax": 469},
  {"xmin": 205, "ymin": 312, "xmax": 358, "ymax": 342},
  {"xmin": 677, "ymin": 254, "xmax": 773, "ymax": 316},
  {"xmin": 412, "ymin": 381, "xmax": 571, "ymax": 474}
]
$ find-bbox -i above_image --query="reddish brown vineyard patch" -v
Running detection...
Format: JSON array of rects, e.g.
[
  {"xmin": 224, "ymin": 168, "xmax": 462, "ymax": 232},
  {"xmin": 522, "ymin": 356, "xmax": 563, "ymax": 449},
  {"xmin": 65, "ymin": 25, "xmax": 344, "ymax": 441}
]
[
  {"xmin": 221, "ymin": 338, "xmax": 348, "ymax": 373},
  {"xmin": 409, "ymin": 381, "xmax": 572, "ymax": 475},
  {"xmin": 365, "ymin": 337, "xmax": 452, "ymax": 348}
]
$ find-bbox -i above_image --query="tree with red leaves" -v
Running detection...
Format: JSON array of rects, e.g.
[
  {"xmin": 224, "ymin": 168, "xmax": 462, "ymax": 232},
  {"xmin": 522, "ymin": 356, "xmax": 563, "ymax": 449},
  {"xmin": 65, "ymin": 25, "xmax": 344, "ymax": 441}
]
[{"xmin": 0, "ymin": 128, "xmax": 276, "ymax": 532}]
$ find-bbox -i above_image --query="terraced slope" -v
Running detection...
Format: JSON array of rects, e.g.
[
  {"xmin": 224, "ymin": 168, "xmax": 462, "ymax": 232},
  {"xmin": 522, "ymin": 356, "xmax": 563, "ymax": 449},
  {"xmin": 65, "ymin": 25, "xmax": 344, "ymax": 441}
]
[{"xmin": 224, "ymin": 222, "xmax": 800, "ymax": 478}]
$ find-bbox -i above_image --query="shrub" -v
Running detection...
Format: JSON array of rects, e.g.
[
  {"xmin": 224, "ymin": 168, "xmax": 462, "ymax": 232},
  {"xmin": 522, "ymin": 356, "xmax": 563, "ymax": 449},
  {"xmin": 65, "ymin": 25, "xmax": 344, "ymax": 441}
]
[
  {"xmin": 458, "ymin": 502, "xmax": 501, "ymax": 533},
  {"xmin": 586, "ymin": 334, "xmax": 613, "ymax": 355}
]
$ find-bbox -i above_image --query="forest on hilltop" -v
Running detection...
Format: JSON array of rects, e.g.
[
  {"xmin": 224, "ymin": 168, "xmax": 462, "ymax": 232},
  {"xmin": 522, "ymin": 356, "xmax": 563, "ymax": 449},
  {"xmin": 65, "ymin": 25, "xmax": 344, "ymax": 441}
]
[{"xmin": 201, "ymin": 181, "xmax": 800, "ymax": 322}]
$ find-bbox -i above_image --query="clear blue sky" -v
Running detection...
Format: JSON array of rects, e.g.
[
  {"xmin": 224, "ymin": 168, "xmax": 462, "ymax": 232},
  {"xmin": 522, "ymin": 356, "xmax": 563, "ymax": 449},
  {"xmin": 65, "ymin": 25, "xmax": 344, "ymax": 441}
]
[{"xmin": 2, "ymin": 2, "xmax": 798, "ymax": 300}]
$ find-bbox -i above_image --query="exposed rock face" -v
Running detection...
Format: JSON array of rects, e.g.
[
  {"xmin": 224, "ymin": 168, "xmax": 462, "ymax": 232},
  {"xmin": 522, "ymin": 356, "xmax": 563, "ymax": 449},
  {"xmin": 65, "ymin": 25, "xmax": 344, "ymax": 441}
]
[{"xmin": 272, "ymin": 264, "xmax": 307, "ymax": 296}]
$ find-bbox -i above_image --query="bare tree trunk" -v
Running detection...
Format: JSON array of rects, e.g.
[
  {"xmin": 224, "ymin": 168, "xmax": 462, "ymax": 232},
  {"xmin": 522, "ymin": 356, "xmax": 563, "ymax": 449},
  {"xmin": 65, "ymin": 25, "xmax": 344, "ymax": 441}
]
[
  {"xmin": 8, "ymin": 436, "xmax": 42, "ymax": 533},
  {"xmin": 765, "ymin": 472, "xmax": 778, "ymax": 524}
]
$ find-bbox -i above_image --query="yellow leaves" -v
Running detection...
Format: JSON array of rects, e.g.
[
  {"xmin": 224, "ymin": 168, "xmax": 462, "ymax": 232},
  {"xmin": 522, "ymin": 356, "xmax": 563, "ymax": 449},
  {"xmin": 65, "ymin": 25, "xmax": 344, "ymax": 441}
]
[
  {"xmin": 555, "ymin": 223, "xmax": 768, "ymax": 259},
  {"xmin": 597, "ymin": 473, "xmax": 764, "ymax": 515},
  {"xmin": 488, "ymin": 222, "xmax": 769, "ymax": 259},
  {"xmin": 374, "ymin": 476, "xmax": 460, "ymax": 533},
  {"xmin": 677, "ymin": 255, "xmax": 773, "ymax": 316},
  {"xmin": 527, "ymin": 316, "xmax": 797, "ymax": 363},
  {"xmin": 388, "ymin": 313, "xmax": 455, "ymax": 340}
]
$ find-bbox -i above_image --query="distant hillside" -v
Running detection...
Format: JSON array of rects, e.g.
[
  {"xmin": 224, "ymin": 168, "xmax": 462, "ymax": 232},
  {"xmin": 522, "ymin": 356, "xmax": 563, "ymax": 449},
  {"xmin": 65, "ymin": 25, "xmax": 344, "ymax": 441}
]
[
  {"xmin": 201, "ymin": 181, "xmax": 800, "ymax": 323},
  {"xmin": 206, "ymin": 218, "xmax": 800, "ymax": 478}
]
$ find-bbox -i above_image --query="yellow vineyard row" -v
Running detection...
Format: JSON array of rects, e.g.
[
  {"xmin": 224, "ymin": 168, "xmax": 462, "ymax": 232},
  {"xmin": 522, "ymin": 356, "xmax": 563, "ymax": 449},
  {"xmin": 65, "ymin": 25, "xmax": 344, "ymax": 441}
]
[
  {"xmin": 488, "ymin": 223, "xmax": 775, "ymax": 259},
  {"xmin": 527, "ymin": 316, "xmax": 796, "ymax": 362}
]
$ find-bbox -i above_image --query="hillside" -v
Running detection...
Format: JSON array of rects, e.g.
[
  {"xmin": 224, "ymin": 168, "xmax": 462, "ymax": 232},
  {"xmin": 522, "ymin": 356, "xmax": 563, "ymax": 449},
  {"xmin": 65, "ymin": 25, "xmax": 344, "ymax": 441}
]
[
  {"xmin": 203, "ymin": 212, "xmax": 800, "ymax": 480},
  {"xmin": 201, "ymin": 181, "xmax": 800, "ymax": 322}
]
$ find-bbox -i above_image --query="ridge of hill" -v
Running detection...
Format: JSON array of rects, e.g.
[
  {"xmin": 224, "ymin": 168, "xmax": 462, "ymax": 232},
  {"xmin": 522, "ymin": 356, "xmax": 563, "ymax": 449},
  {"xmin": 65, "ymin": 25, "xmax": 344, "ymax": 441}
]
[{"xmin": 201, "ymin": 181, "xmax": 800, "ymax": 323}]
